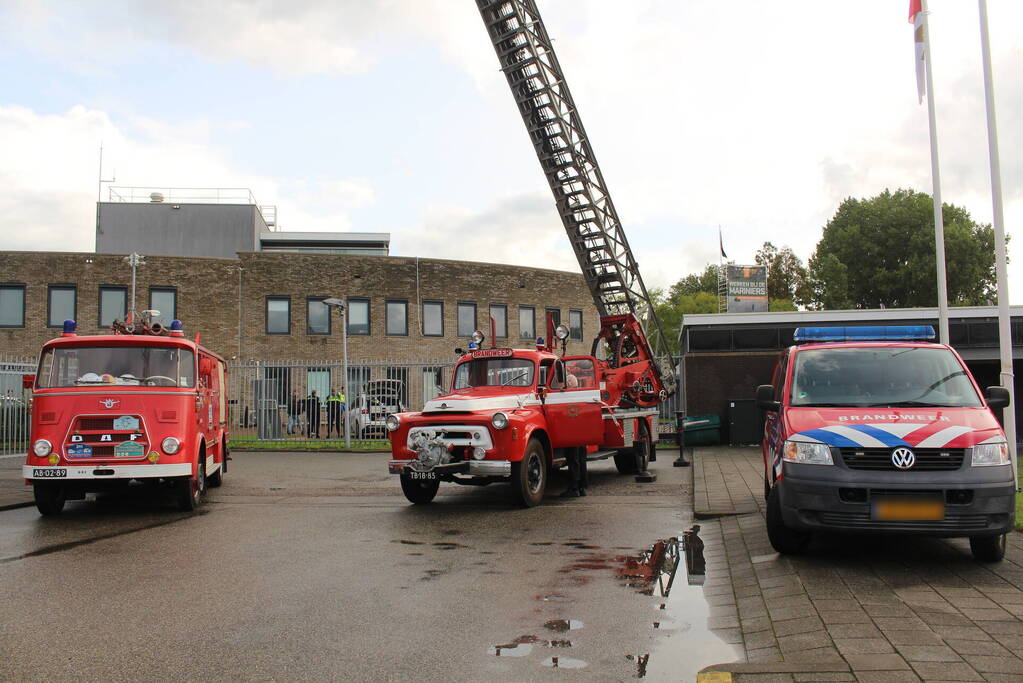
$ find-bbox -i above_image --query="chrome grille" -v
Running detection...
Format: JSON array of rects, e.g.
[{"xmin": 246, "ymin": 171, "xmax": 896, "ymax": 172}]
[{"xmin": 839, "ymin": 448, "xmax": 964, "ymax": 471}]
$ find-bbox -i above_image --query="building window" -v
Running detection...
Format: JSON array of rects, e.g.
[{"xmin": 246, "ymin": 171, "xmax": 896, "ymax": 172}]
[
  {"xmin": 569, "ymin": 309, "xmax": 583, "ymax": 341},
  {"xmin": 489, "ymin": 304, "xmax": 508, "ymax": 338},
  {"xmin": 422, "ymin": 366, "xmax": 445, "ymax": 404},
  {"xmin": 266, "ymin": 296, "xmax": 291, "ymax": 334},
  {"xmin": 519, "ymin": 306, "xmax": 535, "ymax": 339},
  {"xmin": 422, "ymin": 301, "xmax": 444, "ymax": 337},
  {"xmin": 457, "ymin": 302, "xmax": 477, "ymax": 338},
  {"xmin": 386, "ymin": 366, "xmax": 409, "ymax": 406},
  {"xmin": 0, "ymin": 284, "xmax": 25, "ymax": 328},
  {"xmin": 47, "ymin": 285, "xmax": 76, "ymax": 328},
  {"xmin": 98, "ymin": 286, "xmax": 127, "ymax": 328},
  {"xmin": 545, "ymin": 307, "xmax": 561, "ymax": 329},
  {"xmin": 347, "ymin": 298, "xmax": 370, "ymax": 335},
  {"xmin": 307, "ymin": 297, "xmax": 330, "ymax": 335},
  {"xmin": 149, "ymin": 287, "xmax": 177, "ymax": 327},
  {"xmin": 306, "ymin": 368, "xmax": 330, "ymax": 400},
  {"xmin": 386, "ymin": 299, "xmax": 408, "ymax": 336}
]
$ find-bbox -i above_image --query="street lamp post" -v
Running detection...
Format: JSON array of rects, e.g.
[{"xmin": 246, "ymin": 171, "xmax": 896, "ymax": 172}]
[{"xmin": 323, "ymin": 298, "xmax": 350, "ymax": 449}]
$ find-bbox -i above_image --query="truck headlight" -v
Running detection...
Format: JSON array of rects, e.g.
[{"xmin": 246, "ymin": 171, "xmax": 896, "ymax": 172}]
[
  {"xmin": 161, "ymin": 437, "xmax": 181, "ymax": 454},
  {"xmin": 491, "ymin": 412, "xmax": 509, "ymax": 430},
  {"xmin": 386, "ymin": 414, "xmax": 401, "ymax": 432},
  {"xmin": 781, "ymin": 440, "xmax": 833, "ymax": 465},
  {"xmin": 971, "ymin": 441, "xmax": 1010, "ymax": 466},
  {"xmin": 32, "ymin": 439, "xmax": 52, "ymax": 457}
]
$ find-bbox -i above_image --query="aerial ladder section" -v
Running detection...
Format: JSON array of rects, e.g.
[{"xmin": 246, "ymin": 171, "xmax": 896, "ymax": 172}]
[{"xmin": 475, "ymin": 0, "xmax": 676, "ymax": 397}]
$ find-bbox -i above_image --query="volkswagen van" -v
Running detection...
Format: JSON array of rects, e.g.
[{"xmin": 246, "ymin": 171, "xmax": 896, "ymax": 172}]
[{"xmin": 757, "ymin": 326, "xmax": 1015, "ymax": 561}]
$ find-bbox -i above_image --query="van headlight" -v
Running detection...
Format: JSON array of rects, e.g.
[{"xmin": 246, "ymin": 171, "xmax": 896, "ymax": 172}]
[
  {"xmin": 386, "ymin": 414, "xmax": 401, "ymax": 432},
  {"xmin": 32, "ymin": 439, "xmax": 52, "ymax": 457},
  {"xmin": 971, "ymin": 441, "xmax": 1010, "ymax": 466},
  {"xmin": 781, "ymin": 440, "xmax": 833, "ymax": 465},
  {"xmin": 491, "ymin": 412, "xmax": 509, "ymax": 430},
  {"xmin": 161, "ymin": 437, "xmax": 181, "ymax": 454}
]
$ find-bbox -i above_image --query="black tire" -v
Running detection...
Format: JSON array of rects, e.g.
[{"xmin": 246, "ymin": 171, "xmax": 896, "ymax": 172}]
[
  {"xmin": 176, "ymin": 457, "xmax": 205, "ymax": 512},
  {"xmin": 970, "ymin": 534, "xmax": 1006, "ymax": 562},
  {"xmin": 512, "ymin": 438, "xmax": 547, "ymax": 508},
  {"xmin": 766, "ymin": 484, "xmax": 809, "ymax": 555},
  {"xmin": 614, "ymin": 450, "xmax": 637, "ymax": 474},
  {"xmin": 636, "ymin": 419, "xmax": 652, "ymax": 470},
  {"xmin": 400, "ymin": 474, "xmax": 440, "ymax": 504},
  {"xmin": 764, "ymin": 473, "xmax": 771, "ymax": 501},
  {"xmin": 207, "ymin": 459, "xmax": 224, "ymax": 488},
  {"xmin": 34, "ymin": 483, "xmax": 66, "ymax": 516}
]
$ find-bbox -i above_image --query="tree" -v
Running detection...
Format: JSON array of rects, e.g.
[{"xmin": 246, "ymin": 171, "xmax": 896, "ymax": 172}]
[
  {"xmin": 755, "ymin": 242, "xmax": 811, "ymax": 306},
  {"xmin": 670, "ymin": 264, "xmax": 719, "ymax": 297},
  {"xmin": 808, "ymin": 189, "xmax": 998, "ymax": 309},
  {"xmin": 650, "ymin": 288, "xmax": 718, "ymax": 355}
]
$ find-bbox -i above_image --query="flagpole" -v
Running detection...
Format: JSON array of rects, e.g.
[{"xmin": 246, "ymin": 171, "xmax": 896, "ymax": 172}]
[
  {"xmin": 920, "ymin": 0, "xmax": 950, "ymax": 345},
  {"xmin": 978, "ymin": 0, "xmax": 1017, "ymax": 486}
]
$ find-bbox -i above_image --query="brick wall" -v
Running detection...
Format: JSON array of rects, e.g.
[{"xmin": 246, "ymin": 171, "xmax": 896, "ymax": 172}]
[{"xmin": 0, "ymin": 251, "xmax": 598, "ymax": 362}]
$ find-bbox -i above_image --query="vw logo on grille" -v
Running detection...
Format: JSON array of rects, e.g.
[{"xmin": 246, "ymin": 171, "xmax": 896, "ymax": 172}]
[{"xmin": 891, "ymin": 447, "xmax": 916, "ymax": 469}]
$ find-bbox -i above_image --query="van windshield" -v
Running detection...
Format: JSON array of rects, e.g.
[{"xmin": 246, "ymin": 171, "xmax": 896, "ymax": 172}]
[
  {"xmin": 790, "ymin": 347, "xmax": 982, "ymax": 408},
  {"xmin": 37, "ymin": 346, "xmax": 197, "ymax": 388},
  {"xmin": 453, "ymin": 359, "xmax": 534, "ymax": 389}
]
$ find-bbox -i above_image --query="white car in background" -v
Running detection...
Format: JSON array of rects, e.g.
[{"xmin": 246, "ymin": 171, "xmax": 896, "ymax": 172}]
[{"xmin": 349, "ymin": 380, "xmax": 407, "ymax": 438}]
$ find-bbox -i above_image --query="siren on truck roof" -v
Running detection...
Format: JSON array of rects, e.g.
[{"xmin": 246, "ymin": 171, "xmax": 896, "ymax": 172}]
[{"xmin": 793, "ymin": 325, "xmax": 936, "ymax": 344}]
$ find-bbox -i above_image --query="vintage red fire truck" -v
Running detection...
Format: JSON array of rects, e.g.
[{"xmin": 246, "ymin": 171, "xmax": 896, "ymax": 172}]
[
  {"xmin": 386, "ymin": 315, "xmax": 670, "ymax": 506},
  {"xmin": 23, "ymin": 316, "xmax": 229, "ymax": 515}
]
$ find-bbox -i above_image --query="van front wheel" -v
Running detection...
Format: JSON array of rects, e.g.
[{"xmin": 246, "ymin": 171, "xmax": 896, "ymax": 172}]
[{"xmin": 766, "ymin": 485, "xmax": 809, "ymax": 555}]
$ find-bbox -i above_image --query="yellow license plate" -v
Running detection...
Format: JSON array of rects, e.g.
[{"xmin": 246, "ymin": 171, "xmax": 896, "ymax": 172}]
[{"xmin": 872, "ymin": 496, "xmax": 944, "ymax": 521}]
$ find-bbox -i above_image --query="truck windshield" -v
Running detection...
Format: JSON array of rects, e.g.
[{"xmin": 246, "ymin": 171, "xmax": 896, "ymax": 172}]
[
  {"xmin": 453, "ymin": 359, "xmax": 534, "ymax": 389},
  {"xmin": 790, "ymin": 347, "xmax": 982, "ymax": 408},
  {"xmin": 37, "ymin": 346, "xmax": 197, "ymax": 388}
]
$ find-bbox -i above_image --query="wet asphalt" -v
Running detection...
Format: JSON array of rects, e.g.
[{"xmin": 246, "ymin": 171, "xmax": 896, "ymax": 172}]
[{"xmin": 0, "ymin": 450, "xmax": 735, "ymax": 681}]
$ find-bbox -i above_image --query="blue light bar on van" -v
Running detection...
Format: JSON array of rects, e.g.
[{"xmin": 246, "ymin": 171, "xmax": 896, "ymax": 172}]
[{"xmin": 793, "ymin": 326, "xmax": 936, "ymax": 343}]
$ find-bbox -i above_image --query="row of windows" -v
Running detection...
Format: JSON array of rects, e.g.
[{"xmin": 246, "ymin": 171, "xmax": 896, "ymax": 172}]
[
  {"xmin": 266, "ymin": 296, "xmax": 585, "ymax": 341},
  {"xmin": 0, "ymin": 284, "xmax": 176, "ymax": 329}
]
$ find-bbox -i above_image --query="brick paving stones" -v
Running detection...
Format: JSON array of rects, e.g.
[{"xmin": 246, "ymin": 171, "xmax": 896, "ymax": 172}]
[{"xmin": 694, "ymin": 446, "xmax": 1023, "ymax": 683}]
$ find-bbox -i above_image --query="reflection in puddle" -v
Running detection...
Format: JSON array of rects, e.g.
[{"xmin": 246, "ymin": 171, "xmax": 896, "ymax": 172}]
[
  {"xmin": 544, "ymin": 619, "xmax": 583, "ymax": 632},
  {"xmin": 487, "ymin": 643, "xmax": 533, "ymax": 657},
  {"xmin": 541, "ymin": 656, "xmax": 588, "ymax": 669},
  {"xmin": 536, "ymin": 594, "xmax": 573, "ymax": 603},
  {"xmin": 631, "ymin": 525, "xmax": 739, "ymax": 680}
]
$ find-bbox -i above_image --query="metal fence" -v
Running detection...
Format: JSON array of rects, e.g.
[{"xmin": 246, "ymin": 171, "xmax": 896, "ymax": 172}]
[
  {"xmin": 227, "ymin": 355, "xmax": 685, "ymax": 448},
  {"xmin": 0, "ymin": 355, "xmax": 35, "ymax": 457}
]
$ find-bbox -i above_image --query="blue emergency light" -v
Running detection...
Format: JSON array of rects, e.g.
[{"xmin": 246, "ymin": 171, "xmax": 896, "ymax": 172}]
[{"xmin": 793, "ymin": 325, "xmax": 936, "ymax": 343}]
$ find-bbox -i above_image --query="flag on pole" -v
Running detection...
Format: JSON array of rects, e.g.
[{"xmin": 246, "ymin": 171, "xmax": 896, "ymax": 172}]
[
  {"xmin": 909, "ymin": 0, "xmax": 925, "ymax": 103},
  {"xmin": 719, "ymin": 226, "xmax": 727, "ymax": 259}
]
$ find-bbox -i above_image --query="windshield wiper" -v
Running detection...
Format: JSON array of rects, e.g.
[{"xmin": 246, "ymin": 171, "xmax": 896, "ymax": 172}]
[{"xmin": 501, "ymin": 371, "xmax": 529, "ymax": 386}]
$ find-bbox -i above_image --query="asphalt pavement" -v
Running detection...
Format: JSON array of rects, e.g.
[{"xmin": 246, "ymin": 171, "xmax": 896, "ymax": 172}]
[{"xmin": 0, "ymin": 450, "xmax": 736, "ymax": 682}]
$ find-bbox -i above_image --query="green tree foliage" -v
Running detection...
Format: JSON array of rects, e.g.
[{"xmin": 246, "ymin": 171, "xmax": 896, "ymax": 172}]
[
  {"xmin": 650, "ymin": 288, "xmax": 718, "ymax": 355},
  {"xmin": 808, "ymin": 189, "xmax": 998, "ymax": 309},
  {"xmin": 755, "ymin": 242, "xmax": 811, "ymax": 306},
  {"xmin": 670, "ymin": 264, "xmax": 719, "ymax": 296}
]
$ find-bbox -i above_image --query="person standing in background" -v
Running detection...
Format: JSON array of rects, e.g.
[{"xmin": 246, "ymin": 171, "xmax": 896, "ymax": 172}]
[
  {"xmin": 326, "ymin": 387, "xmax": 346, "ymax": 439},
  {"xmin": 305, "ymin": 390, "xmax": 321, "ymax": 438},
  {"xmin": 287, "ymin": 390, "xmax": 303, "ymax": 435}
]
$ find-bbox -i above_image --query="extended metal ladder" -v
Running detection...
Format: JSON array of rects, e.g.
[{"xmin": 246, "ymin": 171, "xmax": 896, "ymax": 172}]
[{"xmin": 476, "ymin": 0, "xmax": 674, "ymax": 366}]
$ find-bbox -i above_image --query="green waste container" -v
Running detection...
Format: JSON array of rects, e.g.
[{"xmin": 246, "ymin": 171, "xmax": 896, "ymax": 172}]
[{"xmin": 676, "ymin": 413, "xmax": 721, "ymax": 447}]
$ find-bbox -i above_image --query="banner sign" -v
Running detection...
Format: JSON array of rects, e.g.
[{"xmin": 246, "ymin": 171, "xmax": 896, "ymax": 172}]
[{"xmin": 726, "ymin": 265, "xmax": 768, "ymax": 313}]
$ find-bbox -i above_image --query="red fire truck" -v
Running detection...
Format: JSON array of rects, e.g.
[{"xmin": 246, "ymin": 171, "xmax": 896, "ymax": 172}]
[
  {"xmin": 23, "ymin": 316, "xmax": 229, "ymax": 515},
  {"xmin": 387, "ymin": 316, "xmax": 670, "ymax": 506}
]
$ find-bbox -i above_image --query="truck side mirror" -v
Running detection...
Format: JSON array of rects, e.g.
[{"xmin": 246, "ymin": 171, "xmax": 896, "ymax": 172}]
[
  {"xmin": 756, "ymin": 384, "xmax": 780, "ymax": 412},
  {"xmin": 986, "ymin": 385, "xmax": 1010, "ymax": 410}
]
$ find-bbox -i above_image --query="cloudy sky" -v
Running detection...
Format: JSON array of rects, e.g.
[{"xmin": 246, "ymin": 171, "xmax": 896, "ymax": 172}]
[{"xmin": 1, "ymin": 1, "xmax": 1021, "ymax": 300}]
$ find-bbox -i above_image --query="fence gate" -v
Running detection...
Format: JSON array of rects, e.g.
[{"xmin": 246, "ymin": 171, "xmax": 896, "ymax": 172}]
[{"xmin": 0, "ymin": 355, "xmax": 35, "ymax": 457}]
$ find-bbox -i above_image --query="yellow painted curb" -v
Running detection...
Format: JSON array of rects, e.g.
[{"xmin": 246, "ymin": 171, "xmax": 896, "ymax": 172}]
[{"xmin": 696, "ymin": 673, "xmax": 732, "ymax": 683}]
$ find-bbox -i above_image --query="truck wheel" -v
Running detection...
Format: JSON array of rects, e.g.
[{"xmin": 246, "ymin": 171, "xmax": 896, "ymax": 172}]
[
  {"xmin": 176, "ymin": 459, "xmax": 206, "ymax": 512},
  {"xmin": 766, "ymin": 484, "xmax": 809, "ymax": 554},
  {"xmin": 34, "ymin": 483, "xmax": 66, "ymax": 516},
  {"xmin": 400, "ymin": 474, "xmax": 439, "ymax": 504},
  {"xmin": 512, "ymin": 438, "xmax": 547, "ymax": 507},
  {"xmin": 614, "ymin": 450, "xmax": 638, "ymax": 474},
  {"xmin": 969, "ymin": 534, "xmax": 1006, "ymax": 562}
]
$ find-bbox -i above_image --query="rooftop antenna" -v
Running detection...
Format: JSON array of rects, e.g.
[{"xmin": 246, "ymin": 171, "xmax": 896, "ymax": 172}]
[{"xmin": 97, "ymin": 142, "xmax": 116, "ymax": 202}]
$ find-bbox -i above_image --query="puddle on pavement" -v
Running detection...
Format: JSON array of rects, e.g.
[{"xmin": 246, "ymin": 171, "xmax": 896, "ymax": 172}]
[
  {"xmin": 623, "ymin": 525, "xmax": 740, "ymax": 680},
  {"xmin": 488, "ymin": 643, "xmax": 533, "ymax": 657},
  {"xmin": 541, "ymin": 656, "xmax": 588, "ymax": 669},
  {"xmin": 544, "ymin": 618, "xmax": 583, "ymax": 632},
  {"xmin": 536, "ymin": 594, "xmax": 573, "ymax": 603}
]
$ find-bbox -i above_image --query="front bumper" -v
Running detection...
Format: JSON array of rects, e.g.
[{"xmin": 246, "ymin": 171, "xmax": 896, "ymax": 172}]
[
  {"xmin": 778, "ymin": 464, "xmax": 1015, "ymax": 537},
  {"xmin": 24, "ymin": 463, "xmax": 192, "ymax": 481},
  {"xmin": 387, "ymin": 460, "xmax": 512, "ymax": 478}
]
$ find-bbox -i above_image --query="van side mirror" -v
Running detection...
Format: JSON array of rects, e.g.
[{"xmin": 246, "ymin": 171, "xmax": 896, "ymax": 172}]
[
  {"xmin": 986, "ymin": 386, "xmax": 1010, "ymax": 410},
  {"xmin": 756, "ymin": 384, "xmax": 780, "ymax": 412}
]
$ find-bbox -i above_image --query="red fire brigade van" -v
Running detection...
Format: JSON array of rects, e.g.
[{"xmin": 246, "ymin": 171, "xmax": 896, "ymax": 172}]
[
  {"xmin": 758, "ymin": 326, "xmax": 1015, "ymax": 561},
  {"xmin": 386, "ymin": 321, "xmax": 660, "ymax": 507},
  {"xmin": 23, "ymin": 317, "xmax": 229, "ymax": 515}
]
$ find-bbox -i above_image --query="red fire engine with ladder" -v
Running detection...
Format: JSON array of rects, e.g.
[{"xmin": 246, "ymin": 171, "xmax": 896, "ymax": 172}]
[
  {"xmin": 23, "ymin": 313, "xmax": 229, "ymax": 515},
  {"xmin": 384, "ymin": 0, "xmax": 676, "ymax": 506}
]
